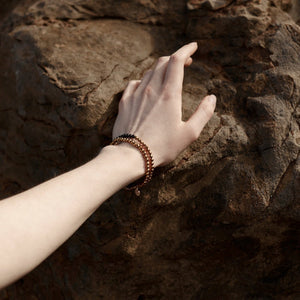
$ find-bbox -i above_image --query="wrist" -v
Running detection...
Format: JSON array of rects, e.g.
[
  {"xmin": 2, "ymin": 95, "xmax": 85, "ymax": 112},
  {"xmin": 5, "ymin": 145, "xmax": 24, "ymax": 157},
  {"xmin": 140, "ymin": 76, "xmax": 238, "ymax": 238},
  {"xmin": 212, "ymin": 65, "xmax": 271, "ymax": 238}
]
[
  {"xmin": 110, "ymin": 135, "xmax": 155, "ymax": 196},
  {"xmin": 96, "ymin": 144, "xmax": 145, "ymax": 185}
]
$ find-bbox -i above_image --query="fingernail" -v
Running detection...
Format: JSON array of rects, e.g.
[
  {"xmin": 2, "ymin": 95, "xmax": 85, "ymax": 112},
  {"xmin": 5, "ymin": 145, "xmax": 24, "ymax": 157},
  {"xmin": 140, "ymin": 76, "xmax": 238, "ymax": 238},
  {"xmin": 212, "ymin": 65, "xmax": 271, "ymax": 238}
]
[
  {"xmin": 209, "ymin": 94, "xmax": 216, "ymax": 104},
  {"xmin": 189, "ymin": 41, "xmax": 197, "ymax": 46}
]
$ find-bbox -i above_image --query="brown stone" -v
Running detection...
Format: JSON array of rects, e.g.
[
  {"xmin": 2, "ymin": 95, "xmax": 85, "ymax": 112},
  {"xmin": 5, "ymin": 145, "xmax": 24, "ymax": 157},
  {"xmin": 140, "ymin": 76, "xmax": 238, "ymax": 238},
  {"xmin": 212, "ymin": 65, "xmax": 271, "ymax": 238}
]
[
  {"xmin": 0, "ymin": 0, "xmax": 299, "ymax": 299},
  {"xmin": 187, "ymin": 0, "xmax": 234, "ymax": 11}
]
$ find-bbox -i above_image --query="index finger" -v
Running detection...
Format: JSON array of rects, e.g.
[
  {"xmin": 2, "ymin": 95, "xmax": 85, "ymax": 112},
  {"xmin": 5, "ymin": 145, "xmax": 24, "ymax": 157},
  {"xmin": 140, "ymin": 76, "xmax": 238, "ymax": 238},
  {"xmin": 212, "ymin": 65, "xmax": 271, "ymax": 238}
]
[{"xmin": 163, "ymin": 42, "xmax": 198, "ymax": 93}]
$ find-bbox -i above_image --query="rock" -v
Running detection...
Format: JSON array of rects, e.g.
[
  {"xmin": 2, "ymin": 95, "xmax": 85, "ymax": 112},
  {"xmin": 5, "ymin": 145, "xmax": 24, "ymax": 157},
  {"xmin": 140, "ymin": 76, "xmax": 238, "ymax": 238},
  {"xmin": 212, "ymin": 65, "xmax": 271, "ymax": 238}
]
[
  {"xmin": 1, "ymin": 0, "xmax": 187, "ymax": 29},
  {"xmin": 0, "ymin": 0, "xmax": 299, "ymax": 299},
  {"xmin": 290, "ymin": 0, "xmax": 300, "ymax": 24},
  {"xmin": 187, "ymin": 0, "xmax": 234, "ymax": 11},
  {"xmin": 0, "ymin": 18, "xmax": 161, "ymax": 191}
]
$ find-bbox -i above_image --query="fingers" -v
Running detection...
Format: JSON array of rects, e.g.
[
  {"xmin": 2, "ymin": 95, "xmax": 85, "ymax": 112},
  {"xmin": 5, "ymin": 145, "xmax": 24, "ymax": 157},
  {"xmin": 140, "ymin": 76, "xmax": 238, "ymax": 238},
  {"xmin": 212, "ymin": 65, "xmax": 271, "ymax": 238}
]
[
  {"xmin": 121, "ymin": 80, "xmax": 141, "ymax": 100},
  {"xmin": 134, "ymin": 70, "xmax": 153, "ymax": 96},
  {"xmin": 135, "ymin": 56, "xmax": 170, "ymax": 96},
  {"xmin": 147, "ymin": 56, "xmax": 193, "ymax": 88},
  {"xmin": 130, "ymin": 43, "xmax": 196, "ymax": 98},
  {"xmin": 164, "ymin": 42, "xmax": 198, "ymax": 93},
  {"xmin": 185, "ymin": 95, "xmax": 217, "ymax": 140},
  {"xmin": 148, "ymin": 56, "xmax": 169, "ymax": 88}
]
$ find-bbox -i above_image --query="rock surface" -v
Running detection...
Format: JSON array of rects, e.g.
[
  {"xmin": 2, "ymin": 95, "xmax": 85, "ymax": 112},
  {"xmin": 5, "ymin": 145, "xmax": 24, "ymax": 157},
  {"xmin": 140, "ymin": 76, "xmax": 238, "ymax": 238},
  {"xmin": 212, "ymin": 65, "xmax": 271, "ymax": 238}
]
[{"xmin": 0, "ymin": 0, "xmax": 299, "ymax": 299}]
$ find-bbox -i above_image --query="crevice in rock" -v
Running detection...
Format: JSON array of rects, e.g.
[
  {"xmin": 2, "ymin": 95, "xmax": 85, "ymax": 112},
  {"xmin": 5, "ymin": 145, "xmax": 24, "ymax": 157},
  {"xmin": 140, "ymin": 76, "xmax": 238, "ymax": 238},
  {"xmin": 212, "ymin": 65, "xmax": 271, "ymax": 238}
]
[
  {"xmin": 80, "ymin": 64, "xmax": 119, "ymax": 105},
  {"xmin": 270, "ymin": 151, "xmax": 299, "ymax": 202},
  {"xmin": 281, "ymin": 100, "xmax": 300, "ymax": 147}
]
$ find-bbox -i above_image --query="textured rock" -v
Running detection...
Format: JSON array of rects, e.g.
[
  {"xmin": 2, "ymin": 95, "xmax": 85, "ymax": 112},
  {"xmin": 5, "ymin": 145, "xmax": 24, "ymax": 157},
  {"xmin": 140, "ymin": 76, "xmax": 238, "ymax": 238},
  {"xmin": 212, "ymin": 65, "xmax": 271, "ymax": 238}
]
[
  {"xmin": 187, "ymin": 0, "xmax": 234, "ymax": 11},
  {"xmin": 0, "ymin": 0, "xmax": 299, "ymax": 299},
  {"xmin": 290, "ymin": 0, "xmax": 300, "ymax": 24}
]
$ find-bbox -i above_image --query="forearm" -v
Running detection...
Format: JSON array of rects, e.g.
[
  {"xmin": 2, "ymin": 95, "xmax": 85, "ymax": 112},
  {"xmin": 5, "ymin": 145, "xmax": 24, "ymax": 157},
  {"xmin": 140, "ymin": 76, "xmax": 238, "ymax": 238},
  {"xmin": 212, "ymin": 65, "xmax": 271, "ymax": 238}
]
[
  {"xmin": 0, "ymin": 42, "xmax": 216, "ymax": 290},
  {"xmin": 0, "ymin": 144, "xmax": 143, "ymax": 289}
]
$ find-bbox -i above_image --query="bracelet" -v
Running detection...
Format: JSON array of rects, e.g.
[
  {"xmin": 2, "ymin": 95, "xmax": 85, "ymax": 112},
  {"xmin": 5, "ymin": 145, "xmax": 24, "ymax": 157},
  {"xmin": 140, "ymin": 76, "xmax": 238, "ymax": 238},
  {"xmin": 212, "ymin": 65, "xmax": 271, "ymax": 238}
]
[{"xmin": 110, "ymin": 134, "xmax": 154, "ymax": 196}]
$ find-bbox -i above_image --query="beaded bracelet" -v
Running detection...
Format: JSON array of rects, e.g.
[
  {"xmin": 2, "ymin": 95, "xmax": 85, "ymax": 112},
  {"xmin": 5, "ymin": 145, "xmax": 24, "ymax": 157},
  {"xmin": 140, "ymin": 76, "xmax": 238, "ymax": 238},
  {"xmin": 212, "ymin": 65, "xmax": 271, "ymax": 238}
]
[{"xmin": 110, "ymin": 134, "xmax": 154, "ymax": 196}]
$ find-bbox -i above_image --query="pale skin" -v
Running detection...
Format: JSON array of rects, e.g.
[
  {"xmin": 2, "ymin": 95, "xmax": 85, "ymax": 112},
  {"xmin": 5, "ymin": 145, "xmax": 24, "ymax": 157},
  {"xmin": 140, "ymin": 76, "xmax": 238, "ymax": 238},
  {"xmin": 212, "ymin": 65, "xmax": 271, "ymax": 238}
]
[{"xmin": 0, "ymin": 42, "xmax": 216, "ymax": 289}]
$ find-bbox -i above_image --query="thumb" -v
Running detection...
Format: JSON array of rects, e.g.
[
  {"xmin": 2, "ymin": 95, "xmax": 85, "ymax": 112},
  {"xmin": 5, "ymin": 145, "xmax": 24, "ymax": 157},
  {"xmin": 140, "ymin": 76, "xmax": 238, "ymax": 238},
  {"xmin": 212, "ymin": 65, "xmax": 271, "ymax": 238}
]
[{"xmin": 185, "ymin": 94, "xmax": 217, "ymax": 140}]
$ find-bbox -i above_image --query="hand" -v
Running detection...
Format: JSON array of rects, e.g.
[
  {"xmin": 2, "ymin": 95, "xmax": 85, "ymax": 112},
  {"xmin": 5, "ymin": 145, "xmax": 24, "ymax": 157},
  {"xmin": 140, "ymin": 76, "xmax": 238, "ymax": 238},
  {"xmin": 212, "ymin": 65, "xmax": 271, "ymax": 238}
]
[{"xmin": 112, "ymin": 42, "xmax": 216, "ymax": 167}]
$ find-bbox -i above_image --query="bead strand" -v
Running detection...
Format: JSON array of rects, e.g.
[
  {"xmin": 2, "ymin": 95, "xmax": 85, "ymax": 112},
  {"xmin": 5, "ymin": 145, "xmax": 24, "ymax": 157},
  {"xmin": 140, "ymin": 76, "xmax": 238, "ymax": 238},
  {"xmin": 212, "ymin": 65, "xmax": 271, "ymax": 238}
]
[{"xmin": 111, "ymin": 134, "xmax": 155, "ymax": 196}]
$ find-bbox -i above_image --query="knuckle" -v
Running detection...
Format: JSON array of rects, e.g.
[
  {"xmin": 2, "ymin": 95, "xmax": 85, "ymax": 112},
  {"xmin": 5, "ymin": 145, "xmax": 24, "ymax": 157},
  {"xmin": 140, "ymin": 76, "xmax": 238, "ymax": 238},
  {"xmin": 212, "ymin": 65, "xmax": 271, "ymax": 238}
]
[
  {"xmin": 161, "ymin": 84, "xmax": 181, "ymax": 99},
  {"xmin": 161, "ymin": 86, "xmax": 173, "ymax": 99},
  {"xmin": 170, "ymin": 53, "xmax": 182, "ymax": 63},
  {"xmin": 144, "ymin": 85, "xmax": 154, "ymax": 96}
]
